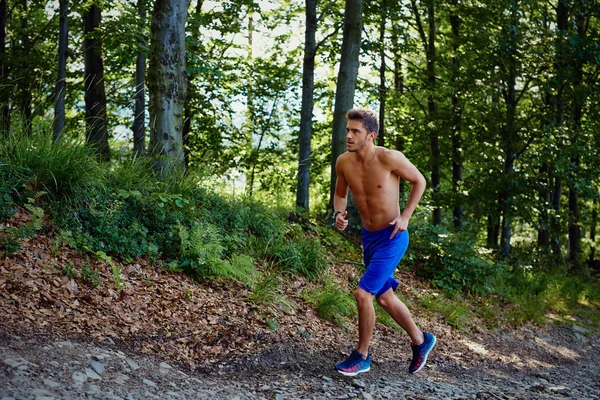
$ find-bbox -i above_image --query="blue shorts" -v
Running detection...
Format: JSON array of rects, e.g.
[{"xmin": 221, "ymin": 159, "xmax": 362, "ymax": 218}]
[{"xmin": 358, "ymin": 226, "xmax": 409, "ymax": 298}]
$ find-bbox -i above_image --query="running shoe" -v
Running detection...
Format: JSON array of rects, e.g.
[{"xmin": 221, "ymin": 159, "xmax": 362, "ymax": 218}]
[
  {"xmin": 335, "ymin": 350, "xmax": 371, "ymax": 376},
  {"xmin": 409, "ymin": 332, "xmax": 436, "ymax": 374}
]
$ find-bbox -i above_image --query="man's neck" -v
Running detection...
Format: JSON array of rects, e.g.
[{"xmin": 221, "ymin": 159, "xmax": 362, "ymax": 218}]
[{"xmin": 354, "ymin": 144, "xmax": 376, "ymax": 164}]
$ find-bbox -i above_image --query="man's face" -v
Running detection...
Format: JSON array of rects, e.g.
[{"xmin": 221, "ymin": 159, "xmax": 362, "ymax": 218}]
[{"xmin": 346, "ymin": 119, "xmax": 373, "ymax": 152}]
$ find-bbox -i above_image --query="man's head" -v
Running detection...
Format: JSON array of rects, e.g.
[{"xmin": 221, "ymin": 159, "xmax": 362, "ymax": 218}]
[{"xmin": 345, "ymin": 108, "xmax": 379, "ymax": 152}]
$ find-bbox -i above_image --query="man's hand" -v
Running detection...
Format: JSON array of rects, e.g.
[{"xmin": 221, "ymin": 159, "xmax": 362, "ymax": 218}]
[
  {"xmin": 335, "ymin": 211, "xmax": 349, "ymax": 231},
  {"xmin": 389, "ymin": 214, "xmax": 409, "ymax": 239}
]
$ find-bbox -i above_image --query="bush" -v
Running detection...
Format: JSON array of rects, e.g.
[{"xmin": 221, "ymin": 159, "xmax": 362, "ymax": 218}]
[
  {"xmin": 0, "ymin": 130, "xmax": 103, "ymax": 199},
  {"xmin": 408, "ymin": 221, "xmax": 498, "ymax": 295}
]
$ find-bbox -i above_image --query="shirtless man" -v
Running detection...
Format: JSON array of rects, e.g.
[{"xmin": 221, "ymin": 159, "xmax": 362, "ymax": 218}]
[{"xmin": 333, "ymin": 108, "xmax": 436, "ymax": 376}]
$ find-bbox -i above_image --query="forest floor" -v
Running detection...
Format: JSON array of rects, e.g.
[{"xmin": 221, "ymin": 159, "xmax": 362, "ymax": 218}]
[{"xmin": 1, "ymin": 210, "xmax": 599, "ymax": 399}]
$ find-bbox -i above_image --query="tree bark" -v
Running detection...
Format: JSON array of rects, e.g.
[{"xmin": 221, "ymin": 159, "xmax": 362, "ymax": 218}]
[
  {"xmin": 295, "ymin": 0, "xmax": 317, "ymax": 211},
  {"xmin": 0, "ymin": 0, "xmax": 9, "ymax": 134},
  {"xmin": 499, "ymin": 0, "xmax": 519, "ymax": 257},
  {"xmin": 53, "ymin": 0, "xmax": 68, "ymax": 142},
  {"xmin": 568, "ymin": 11, "xmax": 586, "ymax": 268},
  {"xmin": 377, "ymin": 0, "xmax": 386, "ymax": 147},
  {"xmin": 133, "ymin": 0, "xmax": 147, "ymax": 158},
  {"xmin": 328, "ymin": 0, "xmax": 363, "ymax": 228},
  {"xmin": 83, "ymin": 4, "xmax": 110, "ymax": 161},
  {"xmin": 148, "ymin": 0, "xmax": 190, "ymax": 176},
  {"xmin": 18, "ymin": 0, "xmax": 32, "ymax": 126},
  {"xmin": 450, "ymin": 0, "xmax": 462, "ymax": 228},
  {"xmin": 181, "ymin": 0, "xmax": 203, "ymax": 167}
]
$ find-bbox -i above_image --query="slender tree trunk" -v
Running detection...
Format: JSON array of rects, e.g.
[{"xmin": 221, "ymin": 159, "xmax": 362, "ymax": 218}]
[
  {"xmin": 550, "ymin": 0, "xmax": 570, "ymax": 258},
  {"xmin": 148, "ymin": 0, "xmax": 190, "ymax": 176},
  {"xmin": 18, "ymin": 0, "xmax": 32, "ymax": 126},
  {"xmin": 426, "ymin": 0, "xmax": 440, "ymax": 225},
  {"xmin": 591, "ymin": 198, "xmax": 598, "ymax": 266},
  {"xmin": 538, "ymin": 161, "xmax": 550, "ymax": 247},
  {"xmin": 499, "ymin": 1, "xmax": 519, "ymax": 257},
  {"xmin": 295, "ymin": 0, "xmax": 317, "ymax": 211},
  {"xmin": 392, "ymin": 22, "xmax": 403, "ymax": 94},
  {"xmin": 0, "ymin": 0, "xmax": 9, "ymax": 134},
  {"xmin": 53, "ymin": 0, "xmax": 68, "ymax": 142},
  {"xmin": 328, "ymin": 0, "xmax": 364, "ymax": 228},
  {"xmin": 568, "ymin": 11, "xmax": 586, "ymax": 268},
  {"xmin": 133, "ymin": 0, "xmax": 147, "ymax": 158},
  {"xmin": 181, "ymin": 0, "xmax": 203, "ymax": 167},
  {"xmin": 377, "ymin": 0, "xmax": 386, "ymax": 147},
  {"xmin": 450, "ymin": 0, "xmax": 462, "ymax": 228},
  {"xmin": 83, "ymin": 4, "xmax": 110, "ymax": 161}
]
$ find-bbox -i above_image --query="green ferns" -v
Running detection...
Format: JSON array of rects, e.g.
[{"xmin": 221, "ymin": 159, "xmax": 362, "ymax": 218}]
[{"xmin": 177, "ymin": 222, "xmax": 257, "ymax": 286}]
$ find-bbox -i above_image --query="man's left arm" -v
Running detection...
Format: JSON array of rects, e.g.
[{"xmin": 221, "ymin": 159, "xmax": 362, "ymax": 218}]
[{"xmin": 389, "ymin": 152, "xmax": 426, "ymax": 236}]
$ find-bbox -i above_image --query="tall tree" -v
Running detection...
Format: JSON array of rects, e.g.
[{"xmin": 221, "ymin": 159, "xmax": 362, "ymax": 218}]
[
  {"xmin": 376, "ymin": 0, "xmax": 386, "ymax": 147},
  {"xmin": 328, "ymin": 0, "xmax": 363, "ymax": 227},
  {"xmin": 0, "ymin": 0, "xmax": 8, "ymax": 133},
  {"xmin": 411, "ymin": 0, "xmax": 440, "ymax": 225},
  {"xmin": 17, "ymin": 0, "xmax": 32, "ymax": 126},
  {"xmin": 449, "ymin": 0, "xmax": 463, "ymax": 228},
  {"xmin": 295, "ymin": 0, "xmax": 317, "ymax": 211},
  {"xmin": 148, "ymin": 0, "xmax": 190, "ymax": 175},
  {"xmin": 83, "ymin": 3, "xmax": 110, "ymax": 160},
  {"xmin": 53, "ymin": 0, "xmax": 68, "ymax": 141},
  {"xmin": 181, "ymin": 0, "xmax": 202, "ymax": 167},
  {"xmin": 133, "ymin": 0, "xmax": 147, "ymax": 157}
]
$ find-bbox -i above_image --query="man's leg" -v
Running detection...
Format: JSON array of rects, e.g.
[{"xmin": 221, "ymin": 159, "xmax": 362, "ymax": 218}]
[
  {"xmin": 355, "ymin": 286, "xmax": 375, "ymax": 356},
  {"xmin": 376, "ymin": 288, "xmax": 424, "ymax": 345}
]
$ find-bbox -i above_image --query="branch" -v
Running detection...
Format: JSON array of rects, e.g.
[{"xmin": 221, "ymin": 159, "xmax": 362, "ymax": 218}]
[
  {"xmin": 407, "ymin": 88, "xmax": 428, "ymax": 117},
  {"xmin": 317, "ymin": 1, "xmax": 337, "ymax": 25},
  {"xmin": 410, "ymin": 0, "xmax": 428, "ymax": 53},
  {"xmin": 315, "ymin": 22, "xmax": 342, "ymax": 54}
]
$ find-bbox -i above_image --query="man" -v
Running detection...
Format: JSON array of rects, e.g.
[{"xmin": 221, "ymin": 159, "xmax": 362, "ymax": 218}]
[{"xmin": 333, "ymin": 108, "xmax": 436, "ymax": 376}]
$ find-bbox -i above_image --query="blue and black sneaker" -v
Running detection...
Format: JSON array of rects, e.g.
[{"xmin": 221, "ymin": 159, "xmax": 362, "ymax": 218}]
[
  {"xmin": 409, "ymin": 332, "xmax": 436, "ymax": 374},
  {"xmin": 335, "ymin": 350, "xmax": 371, "ymax": 376}
]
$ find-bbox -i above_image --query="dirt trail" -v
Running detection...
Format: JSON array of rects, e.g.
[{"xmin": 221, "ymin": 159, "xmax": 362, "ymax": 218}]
[{"xmin": 1, "ymin": 321, "xmax": 599, "ymax": 400}]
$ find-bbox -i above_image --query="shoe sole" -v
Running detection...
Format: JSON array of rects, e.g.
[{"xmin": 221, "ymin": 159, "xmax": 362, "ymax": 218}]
[
  {"xmin": 410, "ymin": 335, "xmax": 437, "ymax": 374},
  {"xmin": 336, "ymin": 366, "xmax": 370, "ymax": 377}
]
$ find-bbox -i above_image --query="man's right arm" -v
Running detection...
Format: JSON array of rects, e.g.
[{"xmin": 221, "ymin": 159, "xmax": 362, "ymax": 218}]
[{"xmin": 334, "ymin": 157, "xmax": 349, "ymax": 231}]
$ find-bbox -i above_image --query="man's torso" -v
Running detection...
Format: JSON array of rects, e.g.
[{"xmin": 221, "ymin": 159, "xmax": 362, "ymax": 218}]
[{"xmin": 339, "ymin": 147, "xmax": 401, "ymax": 231}]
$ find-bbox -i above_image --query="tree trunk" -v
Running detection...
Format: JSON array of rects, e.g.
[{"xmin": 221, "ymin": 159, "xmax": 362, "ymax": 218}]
[
  {"xmin": 83, "ymin": 4, "xmax": 110, "ymax": 161},
  {"xmin": 181, "ymin": 0, "xmax": 203, "ymax": 167},
  {"xmin": 328, "ymin": 0, "xmax": 364, "ymax": 227},
  {"xmin": 568, "ymin": 11, "xmax": 586, "ymax": 268},
  {"xmin": 18, "ymin": 0, "xmax": 32, "ymax": 126},
  {"xmin": 377, "ymin": 0, "xmax": 386, "ymax": 147},
  {"xmin": 295, "ymin": 0, "xmax": 317, "ymax": 211},
  {"xmin": 450, "ymin": 0, "xmax": 462, "ymax": 228},
  {"xmin": 591, "ymin": 199, "xmax": 598, "ymax": 267},
  {"xmin": 0, "ymin": 0, "xmax": 9, "ymax": 134},
  {"xmin": 550, "ymin": 0, "xmax": 571, "ymax": 258},
  {"xmin": 133, "ymin": 0, "xmax": 147, "ymax": 158},
  {"xmin": 148, "ymin": 0, "xmax": 190, "ymax": 176},
  {"xmin": 499, "ymin": 1, "xmax": 519, "ymax": 257},
  {"xmin": 426, "ymin": 0, "xmax": 440, "ymax": 226},
  {"xmin": 53, "ymin": 0, "xmax": 68, "ymax": 142}
]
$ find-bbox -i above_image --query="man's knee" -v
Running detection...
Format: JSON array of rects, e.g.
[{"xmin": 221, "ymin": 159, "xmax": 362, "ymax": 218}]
[
  {"xmin": 354, "ymin": 287, "xmax": 373, "ymax": 303},
  {"xmin": 376, "ymin": 290, "xmax": 394, "ymax": 309}
]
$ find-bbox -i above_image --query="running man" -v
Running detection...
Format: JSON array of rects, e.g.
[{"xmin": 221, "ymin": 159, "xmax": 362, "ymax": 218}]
[{"xmin": 333, "ymin": 108, "xmax": 436, "ymax": 376}]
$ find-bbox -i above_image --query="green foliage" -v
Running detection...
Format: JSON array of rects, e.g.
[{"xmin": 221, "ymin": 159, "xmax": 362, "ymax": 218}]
[
  {"xmin": 0, "ymin": 130, "xmax": 103, "ymax": 198},
  {"xmin": 0, "ymin": 166, "xmax": 17, "ymax": 220},
  {"xmin": 304, "ymin": 282, "xmax": 356, "ymax": 329},
  {"xmin": 0, "ymin": 227, "xmax": 21, "ymax": 255},
  {"xmin": 422, "ymin": 294, "xmax": 471, "ymax": 332},
  {"xmin": 408, "ymin": 222, "xmax": 498, "ymax": 295},
  {"xmin": 95, "ymin": 251, "xmax": 123, "ymax": 290}
]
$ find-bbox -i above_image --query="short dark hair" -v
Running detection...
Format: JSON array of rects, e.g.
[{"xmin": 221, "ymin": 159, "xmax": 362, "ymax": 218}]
[{"xmin": 346, "ymin": 108, "xmax": 379, "ymax": 137}]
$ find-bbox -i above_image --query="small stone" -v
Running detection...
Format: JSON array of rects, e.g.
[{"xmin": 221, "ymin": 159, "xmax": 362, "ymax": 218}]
[
  {"xmin": 114, "ymin": 373, "xmax": 130, "ymax": 385},
  {"xmin": 352, "ymin": 379, "xmax": 366, "ymax": 389},
  {"xmin": 159, "ymin": 362, "xmax": 173, "ymax": 369},
  {"xmin": 573, "ymin": 324, "xmax": 588, "ymax": 334},
  {"xmin": 85, "ymin": 367, "xmax": 102, "ymax": 380},
  {"xmin": 88, "ymin": 360, "xmax": 104, "ymax": 375},
  {"xmin": 362, "ymin": 393, "xmax": 373, "ymax": 400},
  {"xmin": 143, "ymin": 378, "xmax": 157, "ymax": 387},
  {"xmin": 72, "ymin": 371, "xmax": 87, "ymax": 385},
  {"xmin": 275, "ymin": 395, "xmax": 285, "ymax": 400},
  {"xmin": 42, "ymin": 378, "xmax": 61, "ymax": 388},
  {"xmin": 322, "ymin": 376, "xmax": 333, "ymax": 382},
  {"xmin": 126, "ymin": 359, "xmax": 140, "ymax": 371},
  {"xmin": 548, "ymin": 386, "xmax": 572, "ymax": 396}
]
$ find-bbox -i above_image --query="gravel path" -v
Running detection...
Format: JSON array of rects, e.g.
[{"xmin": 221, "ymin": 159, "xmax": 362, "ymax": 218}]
[{"xmin": 1, "ymin": 323, "xmax": 599, "ymax": 400}]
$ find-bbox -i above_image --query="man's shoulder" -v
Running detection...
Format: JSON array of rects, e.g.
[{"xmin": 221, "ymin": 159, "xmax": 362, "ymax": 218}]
[{"xmin": 376, "ymin": 147, "xmax": 405, "ymax": 161}]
